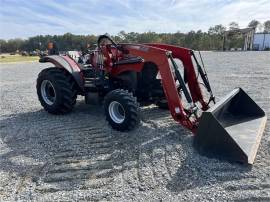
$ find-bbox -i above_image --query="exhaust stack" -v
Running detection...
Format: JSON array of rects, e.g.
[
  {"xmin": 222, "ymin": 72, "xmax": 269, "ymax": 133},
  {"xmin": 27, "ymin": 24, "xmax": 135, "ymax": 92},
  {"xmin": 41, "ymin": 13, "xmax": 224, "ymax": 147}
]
[{"xmin": 194, "ymin": 88, "xmax": 267, "ymax": 164}]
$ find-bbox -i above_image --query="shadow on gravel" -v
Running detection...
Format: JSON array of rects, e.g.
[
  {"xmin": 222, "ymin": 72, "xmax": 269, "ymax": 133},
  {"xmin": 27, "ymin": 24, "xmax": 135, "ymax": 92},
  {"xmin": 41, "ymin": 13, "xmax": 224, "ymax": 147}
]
[
  {"xmin": 141, "ymin": 107, "xmax": 253, "ymax": 192},
  {"xmin": 0, "ymin": 109, "xmax": 47, "ymax": 175},
  {"xmin": 0, "ymin": 102, "xmax": 113, "ymax": 193},
  {"xmin": 166, "ymin": 157, "xmax": 252, "ymax": 192},
  {"xmin": 0, "ymin": 102, "xmax": 254, "ymax": 196},
  {"xmin": 163, "ymin": 123, "xmax": 253, "ymax": 192}
]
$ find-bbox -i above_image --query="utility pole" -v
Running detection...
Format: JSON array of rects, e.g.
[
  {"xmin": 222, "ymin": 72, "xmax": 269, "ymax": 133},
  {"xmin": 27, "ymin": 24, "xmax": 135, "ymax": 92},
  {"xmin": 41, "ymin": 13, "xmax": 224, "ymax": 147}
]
[{"xmin": 262, "ymin": 33, "xmax": 266, "ymax": 50}]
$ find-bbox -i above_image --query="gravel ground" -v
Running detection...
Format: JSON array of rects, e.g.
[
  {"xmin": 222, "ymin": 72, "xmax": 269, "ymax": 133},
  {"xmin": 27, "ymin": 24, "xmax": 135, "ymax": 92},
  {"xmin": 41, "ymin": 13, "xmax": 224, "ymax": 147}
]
[{"xmin": 0, "ymin": 51, "xmax": 269, "ymax": 201}]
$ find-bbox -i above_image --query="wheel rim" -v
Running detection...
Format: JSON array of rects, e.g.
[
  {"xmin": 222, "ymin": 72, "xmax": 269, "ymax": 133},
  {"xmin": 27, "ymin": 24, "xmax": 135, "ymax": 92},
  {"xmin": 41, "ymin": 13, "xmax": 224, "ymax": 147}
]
[
  {"xmin": 41, "ymin": 80, "xmax": 56, "ymax": 105},
  {"xmin": 108, "ymin": 101, "xmax": 125, "ymax": 124}
]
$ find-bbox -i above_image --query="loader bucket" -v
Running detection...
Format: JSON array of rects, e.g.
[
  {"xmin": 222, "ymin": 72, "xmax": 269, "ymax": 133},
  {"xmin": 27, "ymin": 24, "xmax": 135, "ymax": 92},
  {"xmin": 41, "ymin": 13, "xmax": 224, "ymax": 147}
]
[{"xmin": 194, "ymin": 88, "xmax": 267, "ymax": 164}]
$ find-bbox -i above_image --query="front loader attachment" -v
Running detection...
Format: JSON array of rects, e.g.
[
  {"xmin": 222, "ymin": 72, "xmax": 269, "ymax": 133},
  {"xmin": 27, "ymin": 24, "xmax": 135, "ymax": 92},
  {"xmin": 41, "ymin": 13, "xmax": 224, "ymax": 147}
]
[{"xmin": 194, "ymin": 88, "xmax": 267, "ymax": 164}]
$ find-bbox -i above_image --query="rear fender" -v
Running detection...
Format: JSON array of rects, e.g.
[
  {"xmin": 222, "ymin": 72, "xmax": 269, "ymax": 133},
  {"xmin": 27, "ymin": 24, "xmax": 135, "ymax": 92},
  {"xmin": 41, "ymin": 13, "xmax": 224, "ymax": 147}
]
[{"xmin": 40, "ymin": 55, "xmax": 84, "ymax": 91}]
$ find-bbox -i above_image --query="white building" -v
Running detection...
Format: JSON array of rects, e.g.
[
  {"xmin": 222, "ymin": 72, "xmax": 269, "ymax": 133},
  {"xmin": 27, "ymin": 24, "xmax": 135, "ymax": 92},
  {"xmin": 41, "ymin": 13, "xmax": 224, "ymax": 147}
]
[{"xmin": 253, "ymin": 33, "xmax": 270, "ymax": 50}]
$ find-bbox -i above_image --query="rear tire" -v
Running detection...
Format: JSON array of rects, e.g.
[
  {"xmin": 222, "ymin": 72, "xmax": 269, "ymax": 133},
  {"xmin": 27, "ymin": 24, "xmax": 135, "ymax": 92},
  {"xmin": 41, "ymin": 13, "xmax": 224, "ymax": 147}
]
[
  {"xmin": 36, "ymin": 68, "xmax": 77, "ymax": 114},
  {"xmin": 104, "ymin": 89, "xmax": 140, "ymax": 132}
]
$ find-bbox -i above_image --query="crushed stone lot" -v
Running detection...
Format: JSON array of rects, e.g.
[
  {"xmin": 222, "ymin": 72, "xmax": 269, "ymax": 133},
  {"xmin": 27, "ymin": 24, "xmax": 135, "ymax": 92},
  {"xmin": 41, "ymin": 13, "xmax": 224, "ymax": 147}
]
[{"xmin": 0, "ymin": 51, "xmax": 269, "ymax": 201}]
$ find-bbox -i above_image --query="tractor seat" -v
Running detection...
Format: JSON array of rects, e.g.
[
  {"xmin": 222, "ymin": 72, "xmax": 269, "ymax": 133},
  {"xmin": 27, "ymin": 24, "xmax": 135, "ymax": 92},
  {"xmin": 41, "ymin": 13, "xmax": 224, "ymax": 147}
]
[{"xmin": 113, "ymin": 56, "xmax": 143, "ymax": 66}]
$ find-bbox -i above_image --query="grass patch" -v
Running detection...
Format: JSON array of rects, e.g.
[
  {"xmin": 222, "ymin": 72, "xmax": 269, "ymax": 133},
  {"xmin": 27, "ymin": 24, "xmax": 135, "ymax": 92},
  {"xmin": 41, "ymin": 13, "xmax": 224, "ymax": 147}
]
[{"xmin": 0, "ymin": 54, "xmax": 39, "ymax": 63}]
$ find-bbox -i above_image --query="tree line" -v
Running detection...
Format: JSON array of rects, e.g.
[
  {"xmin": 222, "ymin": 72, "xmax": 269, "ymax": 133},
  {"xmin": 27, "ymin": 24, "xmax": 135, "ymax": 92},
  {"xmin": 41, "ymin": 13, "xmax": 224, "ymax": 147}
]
[{"xmin": 1, "ymin": 20, "xmax": 269, "ymax": 53}]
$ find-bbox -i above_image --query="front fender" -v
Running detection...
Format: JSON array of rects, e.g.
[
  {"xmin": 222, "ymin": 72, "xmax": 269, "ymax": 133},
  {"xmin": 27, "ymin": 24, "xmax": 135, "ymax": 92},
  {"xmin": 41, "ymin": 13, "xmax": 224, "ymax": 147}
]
[{"xmin": 40, "ymin": 55, "xmax": 84, "ymax": 91}]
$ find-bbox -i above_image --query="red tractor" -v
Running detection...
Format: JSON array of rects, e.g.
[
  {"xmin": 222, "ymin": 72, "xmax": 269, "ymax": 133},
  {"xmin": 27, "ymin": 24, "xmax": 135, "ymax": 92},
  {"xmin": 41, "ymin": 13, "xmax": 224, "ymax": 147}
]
[{"xmin": 37, "ymin": 35, "xmax": 267, "ymax": 164}]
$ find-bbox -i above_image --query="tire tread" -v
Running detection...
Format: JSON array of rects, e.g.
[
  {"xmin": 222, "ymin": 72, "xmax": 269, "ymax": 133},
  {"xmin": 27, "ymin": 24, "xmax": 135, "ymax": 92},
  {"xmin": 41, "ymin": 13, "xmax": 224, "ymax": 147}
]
[{"xmin": 36, "ymin": 68, "xmax": 78, "ymax": 114}]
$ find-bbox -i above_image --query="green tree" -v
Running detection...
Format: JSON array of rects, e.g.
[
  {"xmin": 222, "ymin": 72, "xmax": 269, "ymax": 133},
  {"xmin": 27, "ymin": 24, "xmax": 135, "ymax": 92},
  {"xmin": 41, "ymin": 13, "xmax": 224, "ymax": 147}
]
[
  {"xmin": 0, "ymin": 39, "xmax": 7, "ymax": 53},
  {"xmin": 1, "ymin": 21, "xmax": 262, "ymax": 52},
  {"xmin": 248, "ymin": 20, "xmax": 260, "ymax": 29},
  {"xmin": 229, "ymin": 22, "xmax": 239, "ymax": 30},
  {"xmin": 208, "ymin": 24, "xmax": 226, "ymax": 35}
]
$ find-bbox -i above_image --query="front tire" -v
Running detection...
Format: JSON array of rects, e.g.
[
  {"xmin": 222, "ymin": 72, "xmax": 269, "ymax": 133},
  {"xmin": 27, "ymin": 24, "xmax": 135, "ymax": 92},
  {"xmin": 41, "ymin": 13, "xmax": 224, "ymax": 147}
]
[
  {"xmin": 104, "ymin": 89, "xmax": 140, "ymax": 132},
  {"xmin": 36, "ymin": 68, "xmax": 77, "ymax": 114}
]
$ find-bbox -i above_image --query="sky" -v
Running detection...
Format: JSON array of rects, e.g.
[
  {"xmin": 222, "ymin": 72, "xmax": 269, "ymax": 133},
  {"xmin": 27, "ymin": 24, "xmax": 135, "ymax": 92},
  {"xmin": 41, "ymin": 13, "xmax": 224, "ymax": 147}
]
[{"xmin": 0, "ymin": 0, "xmax": 269, "ymax": 40}]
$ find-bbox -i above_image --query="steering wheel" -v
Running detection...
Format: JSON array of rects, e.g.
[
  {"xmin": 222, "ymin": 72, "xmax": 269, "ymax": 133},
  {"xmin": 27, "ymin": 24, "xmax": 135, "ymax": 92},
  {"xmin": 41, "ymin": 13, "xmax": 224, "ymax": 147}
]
[
  {"xmin": 97, "ymin": 35, "xmax": 120, "ymax": 50},
  {"xmin": 97, "ymin": 35, "xmax": 125, "ymax": 66},
  {"xmin": 97, "ymin": 35, "xmax": 113, "ymax": 66}
]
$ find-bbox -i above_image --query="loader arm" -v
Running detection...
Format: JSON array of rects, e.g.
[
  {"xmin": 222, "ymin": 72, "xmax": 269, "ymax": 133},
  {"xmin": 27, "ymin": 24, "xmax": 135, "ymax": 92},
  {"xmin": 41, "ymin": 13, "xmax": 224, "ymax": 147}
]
[
  {"xmin": 118, "ymin": 44, "xmax": 200, "ymax": 131},
  {"xmin": 146, "ymin": 44, "xmax": 209, "ymax": 109}
]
